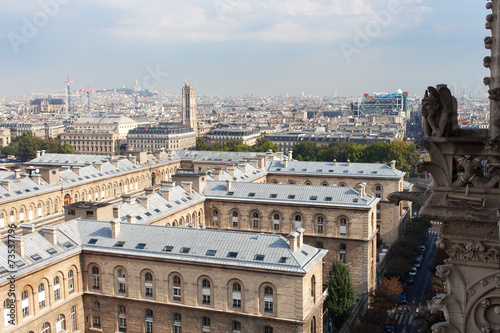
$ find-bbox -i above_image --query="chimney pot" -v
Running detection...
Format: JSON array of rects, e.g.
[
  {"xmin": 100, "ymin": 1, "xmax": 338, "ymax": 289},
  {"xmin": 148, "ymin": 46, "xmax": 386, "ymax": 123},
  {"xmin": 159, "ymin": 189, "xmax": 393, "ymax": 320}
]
[
  {"xmin": 20, "ymin": 223, "xmax": 36, "ymax": 235},
  {"xmin": 226, "ymin": 180, "xmax": 232, "ymax": 191},
  {"xmin": 111, "ymin": 218, "xmax": 121, "ymax": 237}
]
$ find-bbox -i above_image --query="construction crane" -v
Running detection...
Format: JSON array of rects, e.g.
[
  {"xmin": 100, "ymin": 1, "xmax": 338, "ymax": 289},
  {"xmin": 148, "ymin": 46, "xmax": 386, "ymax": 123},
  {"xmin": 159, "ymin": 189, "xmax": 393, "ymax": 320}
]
[
  {"xmin": 132, "ymin": 94, "xmax": 146, "ymax": 111},
  {"xmin": 65, "ymin": 76, "xmax": 75, "ymax": 114},
  {"xmin": 79, "ymin": 86, "xmax": 104, "ymax": 113}
]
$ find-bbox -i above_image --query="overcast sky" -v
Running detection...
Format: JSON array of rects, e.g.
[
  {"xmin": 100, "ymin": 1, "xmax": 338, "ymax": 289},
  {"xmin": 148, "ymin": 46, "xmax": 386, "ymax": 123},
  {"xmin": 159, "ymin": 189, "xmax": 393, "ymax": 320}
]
[{"xmin": 0, "ymin": 0, "xmax": 490, "ymax": 98}]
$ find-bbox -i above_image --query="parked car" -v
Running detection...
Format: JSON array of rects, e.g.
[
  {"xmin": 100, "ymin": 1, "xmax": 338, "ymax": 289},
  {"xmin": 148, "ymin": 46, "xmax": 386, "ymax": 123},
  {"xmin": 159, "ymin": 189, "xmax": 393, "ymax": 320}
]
[
  {"xmin": 409, "ymin": 267, "xmax": 417, "ymax": 276},
  {"xmin": 398, "ymin": 292, "xmax": 407, "ymax": 304},
  {"xmin": 416, "ymin": 255, "xmax": 423, "ymax": 262},
  {"xmin": 405, "ymin": 275, "xmax": 415, "ymax": 285},
  {"xmin": 385, "ymin": 318, "xmax": 397, "ymax": 333}
]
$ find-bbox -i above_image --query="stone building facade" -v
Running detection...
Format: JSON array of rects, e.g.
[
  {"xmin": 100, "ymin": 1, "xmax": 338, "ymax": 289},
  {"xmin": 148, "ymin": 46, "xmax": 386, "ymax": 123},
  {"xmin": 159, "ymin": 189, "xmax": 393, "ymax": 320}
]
[
  {"xmin": 127, "ymin": 124, "xmax": 196, "ymax": 151},
  {"xmin": 1, "ymin": 219, "xmax": 326, "ymax": 333}
]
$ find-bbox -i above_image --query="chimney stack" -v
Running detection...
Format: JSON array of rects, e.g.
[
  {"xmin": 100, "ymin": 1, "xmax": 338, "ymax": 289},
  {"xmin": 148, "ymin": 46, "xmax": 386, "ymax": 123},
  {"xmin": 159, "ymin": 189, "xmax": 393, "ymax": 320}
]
[
  {"xmin": 14, "ymin": 169, "xmax": 21, "ymax": 179},
  {"xmin": 296, "ymin": 227, "xmax": 305, "ymax": 248},
  {"xmin": 226, "ymin": 180, "xmax": 232, "ymax": 191},
  {"xmin": 41, "ymin": 150, "xmax": 46, "ymax": 156},
  {"xmin": 288, "ymin": 150, "xmax": 293, "ymax": 161},
  {"xmin": 160, "ymin": 188, "xmax": 171, "ymax": 201},
  {"xmin": 287, "ymin": 231, "xmax": 299, "ymax": 252},
  {"xmin": 73, "ymin": 166, "xmax": 81, "ymax": 176},
  {"xmin": 111, "ymin": 218, "xmax": 121, "ymax": 237},
  {"xmin": 128, "ymin": 155, "xmax": 137, "ymax": 165},
  {"xmin": 42, "ymin": 226, "xmax": 57, "ymax": 245},
  {"xmin": 347, "ymin": 159, "xmax": 351, "ymax": 166},
  {"xmin": 182, "ymin": 181, "xmax": 193, "ymax": 194},
  {"xmin": 390, "ymin": 160, "xmax": 396, "ymax": 170},
  {"xmin": 333, "ymin": 159, "xmax": 337, "ymax": 166},
  {"xmin": 227, "ymin": 167, "xmax": 236, "ymax": 177},
  {"xmin": 20, "ymin": 224, "xmax": 35, "ymax": 235},
  {"xmin": 284, "ymin": 159, "xmax": 288, "ymax": 168},
  {"xmin": 113, "ymin": 205, "xmax": 120, "ymax": 219},
  {"xmin": 238, "ymin": 163, "xmax": 247, "ymax": 174},
  {"xmin": 11, "ymin": 237, "xmax": 25, "ymax": 257},
  {"xmin": 36, "ymin": 150, "xmax": 41, "ymax": 158},
  {"xmin": 32, "ymin": 174, "xmax": 41, "ymax": 185},
  {"xmin": 357, "ymin": 182, "xmax": 366, "ymax": 197},
  {"xmin": 126, "ymin": 214, "xmax": 136, "ymax": 224},
  {"xmin": 138, "ymin": 195, "xmax": 149, "ymax": 209},
  {"xmin": 276, "ymin": 151, "xmax": 283, "ymax": 159}
]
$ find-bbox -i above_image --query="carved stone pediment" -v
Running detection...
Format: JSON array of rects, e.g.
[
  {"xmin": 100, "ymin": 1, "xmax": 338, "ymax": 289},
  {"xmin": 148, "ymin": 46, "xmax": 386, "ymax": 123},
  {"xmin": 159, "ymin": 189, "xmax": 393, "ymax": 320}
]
[{"xmin": 437, "ymin": 238, "xmax": 500, "ymax": 263}]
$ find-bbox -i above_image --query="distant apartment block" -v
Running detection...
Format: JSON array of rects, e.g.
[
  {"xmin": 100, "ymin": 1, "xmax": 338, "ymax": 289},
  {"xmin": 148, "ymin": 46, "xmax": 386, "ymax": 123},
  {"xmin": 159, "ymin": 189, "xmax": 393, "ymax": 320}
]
[
  {"xmin": 127, "ymin": 124, "xmax": 196, "ymax": 151},
  {"xmin": 204, "ymin": 127, "xmax": 261, "ymax": 146}
]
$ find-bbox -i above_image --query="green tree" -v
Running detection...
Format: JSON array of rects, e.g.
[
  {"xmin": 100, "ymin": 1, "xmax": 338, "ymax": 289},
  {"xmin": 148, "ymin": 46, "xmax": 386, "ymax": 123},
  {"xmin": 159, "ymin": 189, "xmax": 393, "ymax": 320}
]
[
  {"xmin": 326, "ymin": 259, "xmax": 355, "ymax": 330},
  {"xmin": 388, "ymin": 140, "xmax": 420, "ymax": 175},
  {"xmin": 293, "ymin": 141, "xmax": 319, "ymax": 161},
  {"xmin": 346, "ymin": 143, "xmax": 365, "ymax": 162},
  {"xmin": 1, "ymin": 131, "xmax": 76, "ymax": 161}
]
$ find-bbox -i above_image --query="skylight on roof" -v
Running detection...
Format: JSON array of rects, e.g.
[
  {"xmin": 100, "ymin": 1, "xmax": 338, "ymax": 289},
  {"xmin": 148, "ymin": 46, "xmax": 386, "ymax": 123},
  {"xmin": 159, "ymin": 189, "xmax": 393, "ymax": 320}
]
[
  {"xmin": 278, "ymin": 257, "xmax": 288, "ymax": 263},
  {"xmin": 227, "ymin": 192, "xmax": 234, "ymax": 196},
  {"xmin": 145, "ymin": 212, "xmax": 152, "ymax": 217},
  {"xmin": 329, "ymin": 170, "xmax": 334, "ymax": 172},
  {"xmin": 15, "ymin": 260, "xmax": 25, "ymax": 267},
  {"xmin": 288, "ymin": 195, "xmax": 295, "ymax": 199},
  {"xmin": 88, "ymin": 239, "xmax": 98, "ymax": 245},
  {"xmin": 154, "ymin": 209, "xmax": 161, "ymax": 213},
  {"xmin": 372, "ymin": 171, "xmax": 378, "ymax": 174},
  {"xmin": 325, "ymin": 197, "xmax": 332, "ymax": 201},
  {"xmin": 254, "ymin": 254, "xmax": 265, "ymax": 261},
  {"xmin": 166, "ymin": 204, "xmax": 172, "ymax": 208},
  {"xmin": 33, "ymin": 187, "xmax": 39, "ymax": 190},
  {"xmin": 31, "ymin": 254, "xmax": 42, "ymax": 261},
  {"xmin": 301, "ymin": 250, "xmax": 309, "ymax": 256},
  {"xmin": 63, "ymin": 242, "xmax": 73, "ymax": 248},
  {"xmin": 310, "ymin": 196, "xmax": 317, "ymax": 200},
  {"xmin": 228, "ymin": 251, "xmax": 238, "ymax": 258},
  {"xmin": 175, "ymin": 200, "xmax": 181, "ymax": 204},
  {"xmin": 136, "ymin": 243, "xmax": 146, "ymax": 249},
  {"xmin": 343, "ymin": 170, "xmax": 348, "ymax": 173},
  {"xmin": 302, "ymin": 168, "xmax": 307, "ymax": 171},
  {"xmin": 358, "ymin": 170, "xmax": 364, "ymax": 173},
  {"xmin": 270, "ymin": 194, "xmax": 277, "ymax": 198},
  {"xmin": 136, "ymin": 216, "xmax": 143, "ymax": 220},
  {"xmin": 47, "ymin": 248, "xmax": 57, "ymax": 255},
  {"xmin": 0, "ymin": 267, "xmax": 7, "ymax": 274},
  {"xmin": 206, "ymin": 250, "xmax": 217, "ymax": 256},
  {"xmin": 248, "ymin": 193, "xmax": 255, "ymax": 197},
  {"xmin": 114, "ymin": 241, "xmax": 125, "ymax": 247},
  {"xmin": 180, "ymin": 247, "xmax": 190, "ymax": 254},
  {"xmin": 317, "ymin": 169, "xmax": 323, "ymax": 172},
  {"xmin": 162, "ymin": 246, "xmax": 173, "ymax": 252}
]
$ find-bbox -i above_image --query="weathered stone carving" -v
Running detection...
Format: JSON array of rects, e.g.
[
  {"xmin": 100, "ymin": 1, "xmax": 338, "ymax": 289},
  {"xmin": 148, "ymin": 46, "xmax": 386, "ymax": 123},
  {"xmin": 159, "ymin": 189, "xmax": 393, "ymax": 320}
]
[
  {"xmin": 436, "ymin": 264, "xmax": 452, "ymax": 279},
  {"xmin": 431, "ymin": 322, "xmax": 459, "ymax": 333},
  {"xmin": 484, "ymin": 56, "xmax": 492, "ymax": 68},
  {"xmin": 437, "ymin": 239, "xmax": 500, "ymax": 263},
  {"xmin": 387, "ymin": 191, "xmax": 427, "ymax": 206},
  {"xmin": 485, "ymin": 36, "xmax": 493, "ymax": 49},
  {"xmin": 481, "ymin": 298, "xmax": 491, "ymax": 308},
  {"xmin": 422, "ymin": 85, "xmax": 458, "ymax": 138},
  {"xmin": 481, "ymin": 325, "xmax": 492, "ymax": 333}
]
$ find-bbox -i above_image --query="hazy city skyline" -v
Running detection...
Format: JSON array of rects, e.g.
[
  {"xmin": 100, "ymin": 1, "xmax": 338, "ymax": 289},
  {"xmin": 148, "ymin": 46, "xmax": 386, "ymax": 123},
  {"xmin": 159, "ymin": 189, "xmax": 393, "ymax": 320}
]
[{"xmin": 0, "ymin": 0, "xmax": 489, "ymax": 98}]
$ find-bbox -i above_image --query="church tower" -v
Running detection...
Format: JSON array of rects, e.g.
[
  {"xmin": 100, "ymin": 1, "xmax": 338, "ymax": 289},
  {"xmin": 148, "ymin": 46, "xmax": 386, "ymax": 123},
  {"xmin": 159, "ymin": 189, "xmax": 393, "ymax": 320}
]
[{"xmin": 182, "ymin": 81, "xmax": 198, "ymax": 134}]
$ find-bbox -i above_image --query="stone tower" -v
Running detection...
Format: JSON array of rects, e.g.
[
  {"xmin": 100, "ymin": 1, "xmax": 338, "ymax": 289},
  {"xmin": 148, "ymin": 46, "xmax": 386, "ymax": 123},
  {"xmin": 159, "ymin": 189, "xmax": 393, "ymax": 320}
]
[
  {"xmin": 182, "ymin": 81, "xmax": 198, "ymax": 135},
  {"xmin": 388, "ymin": 2, "xmax": 500, "ymax": 332}
]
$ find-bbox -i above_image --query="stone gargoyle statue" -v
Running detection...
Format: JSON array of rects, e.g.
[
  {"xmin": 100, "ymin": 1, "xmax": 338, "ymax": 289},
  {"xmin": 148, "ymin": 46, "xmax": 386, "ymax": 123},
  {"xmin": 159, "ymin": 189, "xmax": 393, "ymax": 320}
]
[{"xmin": 422, "ymin": 84, "xmax": 458, "ymax": 138}]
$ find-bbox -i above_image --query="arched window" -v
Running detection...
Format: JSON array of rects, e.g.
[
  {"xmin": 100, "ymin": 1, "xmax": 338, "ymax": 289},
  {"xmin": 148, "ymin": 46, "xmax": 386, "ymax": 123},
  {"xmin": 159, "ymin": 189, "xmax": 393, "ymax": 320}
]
[
  {"xmin": 201, "ymin": 278, "xmax": 211, "ymax": 305},
  {"xmin": 3, "ymin": 299, "xmax": 13, "ymax": 327},
  {"xmin": 264, "ymin": 326, "xmax": 274, "ymax": 333},
  {"xmin": 377, "ymin": 204, "xmax": 381, "ymax": 220},
  {"xmin": 338, "ymin": 182, "xmax": 346, "ymax": 187},
  {"xmin": 71, "ymin": 305, "xmax": 77, "ymax": 330},
  {"xmin": 118, "ymin": 306, "xmax": 126, "ymax": 332},
  {"xmin": 173, "ymin": 313, "xmax": 181, "ymax": 333},
  {"xmin": 316, "ymin": 216, "xmax": 324, "ymax": 234},
  {"xmin": 28, "ymin": 206, "xmax": 33, "ymax": 220},
  {"xmin": 145, "ymin": 309, "xmax": 153, "ymax": 333},
  {"xmin": 375, "ymin": 185, "xmax": 382, "ymax": 198},
  {"xmin": 232, "ymin": 321, "xmax": 242, "ymax": 333},
  {"xmin": 305, "ymin": 181, "xmax": 312, "ymax": 185},
  {"xmin": 91, "ymin": 266, "xmax": 100, "ymax": 290},
  {"xmin": 232, "ymin": 211, "xmax": 239, "ymax": 228},
  {"xmin": 19, "ymin": 208, "xmax": 24, "ymax": 222},
  {"xmin": 172, "ymin": 275, "xmax": 182, "ymax": 302},
  {"xmin": 310, "ymin": 317, "xmax": 317, "ymax": 333},
  {"xmin": 211, "ymin": 210, "xmax": 219, "ymax": 226},
  {"xmin": 202, "ymin": 317, "xmax": 211, "ymax": 332},
  {"xmin": 81, "ymin": 191, "xmax": 85, "ymax": 202},
  {"xmin": 252, "ymin": 212, "xmax": 259, "ymax": 229},
  {"xmin": 92, "ymin": 301, "xmax": 100, "ymax": 328},
  {"xmin": 9, "ymin": 211, "xmax": 14, "ymax": 224},
  {"xmin": 232, "ymin": 282, "xmax": 242, "ymax": 309},
  {"xmin": 21, "ymin": 290, "xmax": 29, "ymax": 317},
  {"xmin": 68, "ymin": 270, "xmax": 74, "ymax": 294},
  {"xmin": 54, "ymin": 276, "xmax": 61, "ymax": 301},
  {"xmin": 46, "ymin": 201, "xmax": 50, "ymax": 216},
  {"xmin": 273, "ymin": 214, "xmax": 280, "ymax": 231},
  {"xmin": 119, "ymin": 182, "xmax": 122, "ymax": 194},
  {"xmin": 37, "ymin": 203, "xmax": 42, "ymax": 218},
  {"xmin": 145, "ymin": 272, "xmax": 153, "ymax": 297},
  {"xmin": 64, "ymin": 194, "xmax": 71, "ymax": 206},
  {"xmin": 41, "ymin": 322, "xmax": 50, "ymax": 333},
  {"xmin": 263, "ymin": 286, "xmax": 275, "ymax": 314},
  {"xmin": 322, "ymin": 182, "xmax": 329, "ymax": 186},
  {"xmin": 117, "ymin": 269, "xmax": 126, "ymax": 294},
  {"xmin": 38, "ymin": 283, "xmax": 46, "ymax": 309},
  {"xmin": 0, "ymin": 213, "xmax": 4, "ymax": 228},
  {"xmin": 107, "ymin": 185, "xmax": 111, "ymax": 197},
  {"xmin": 339, "ymin": 217, "xmax": 347, "ymax": 236},
  {"xmin": 56, "ymin": 314, "xmax": 65, "ymax": 332},
  {"xmin": 294, "ymin": 214, "xmax": 302, "ymax": 229},
  {"xmin": 54, "ymin": 198, "xmax": 59, "ymax": 213},
  {"xmin": 340, "ymin": 244, "xmax": 346, "ymax": 263},
  {"xmin": 311, "ymin": 275, "xmax": 316, "ymax": 302},
  {"xmin": 74, "ymin": 193, "xmax": 78, "ymax": 203}
]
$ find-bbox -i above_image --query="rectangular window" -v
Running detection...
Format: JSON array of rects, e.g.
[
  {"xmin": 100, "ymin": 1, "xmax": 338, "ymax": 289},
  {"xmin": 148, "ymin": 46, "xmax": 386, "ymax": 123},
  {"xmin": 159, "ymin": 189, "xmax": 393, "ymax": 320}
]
[
  {"xmin": 340, "ymin": 225, "xmax": 347, "ymax": 236},
  {"xmin": 93, "ymin": 316, "xmax": 101, "ymax": 328},
  {"xmin": 118, "ymin": 317, "xmax": 126, "ymax": 332},
  {"xmin": 264, "ymin": 300, "xmax": 274, "ymax": 313}
]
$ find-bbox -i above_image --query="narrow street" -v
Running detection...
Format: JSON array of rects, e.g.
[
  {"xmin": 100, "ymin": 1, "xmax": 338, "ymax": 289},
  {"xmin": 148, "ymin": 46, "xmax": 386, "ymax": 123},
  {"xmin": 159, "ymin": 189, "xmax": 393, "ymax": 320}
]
[{"xmin": 395, "ymin": 222, "xmax": 441, "ymax": 333}]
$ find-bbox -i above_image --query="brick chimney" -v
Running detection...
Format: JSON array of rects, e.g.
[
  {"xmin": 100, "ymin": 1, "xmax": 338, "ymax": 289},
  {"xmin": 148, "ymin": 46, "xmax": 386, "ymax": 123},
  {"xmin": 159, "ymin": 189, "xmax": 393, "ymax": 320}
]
[
  {"xmin": 95, "ymin": 162, "xmax": 103, "ymax": 172},
  {"xmin": 238, "ymin": 163, "xmax": 247, "ymax": 173},
  {"xmin": 113, "ymin": 205, "xmax": 120, "ymax": 219}
]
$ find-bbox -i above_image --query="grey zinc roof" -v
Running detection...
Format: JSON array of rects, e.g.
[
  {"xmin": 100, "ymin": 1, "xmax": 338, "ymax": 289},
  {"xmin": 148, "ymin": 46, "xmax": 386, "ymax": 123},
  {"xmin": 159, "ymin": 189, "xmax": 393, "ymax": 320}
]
[
  {"xmin": 29, "ymin": 153, "xmax": 110, "ymax": 166},
  {"xmin": 118, "ymin": 186, "xmax": 205, "ymax": 225},
  {"xmin": 0, "ymin": 220, "xmax": 82, "ymax": 283},
  {"xmin": 204, "ymin": 181, "xmax": 379, "ymax": 209},
  {"xmin": 267, "ymin": 160, "xmax": 405, "ymax": 179},
  {"xmin": 175, "ymin": 150, "xmax": 263, "ymax": 163},
  {"xmin": 205, "ymin": 164, "xmax": 265, "ymax": 182},
  {"xmin": 78, "ymin": 220, "xmax": 326, "ymax": 273}
]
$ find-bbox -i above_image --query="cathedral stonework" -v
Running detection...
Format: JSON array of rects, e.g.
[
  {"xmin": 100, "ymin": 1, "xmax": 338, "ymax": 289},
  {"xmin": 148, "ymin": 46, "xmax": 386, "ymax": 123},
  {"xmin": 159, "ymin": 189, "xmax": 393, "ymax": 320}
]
[{"xmin": 388, "ymin": 2, "xmax": 500, "ymax": 332}]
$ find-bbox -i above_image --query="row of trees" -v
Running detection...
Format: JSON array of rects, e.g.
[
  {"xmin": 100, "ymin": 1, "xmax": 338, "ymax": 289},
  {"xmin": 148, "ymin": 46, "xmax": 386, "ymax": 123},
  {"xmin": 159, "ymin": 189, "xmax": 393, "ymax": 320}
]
[
  {"xmin": 292, "ymin": 140, "xmax": 420, "ymax": 176},
  {"xmin": 1, "ymin": 132, "xmax": 74, "ymax": 161},
  {"xmin": 385, "ymin": 217, "xmax": 432, "ymax": 278},
  {"xmin": 196, "ymin": 137, "xmax": 279, "ymax": 152}
]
